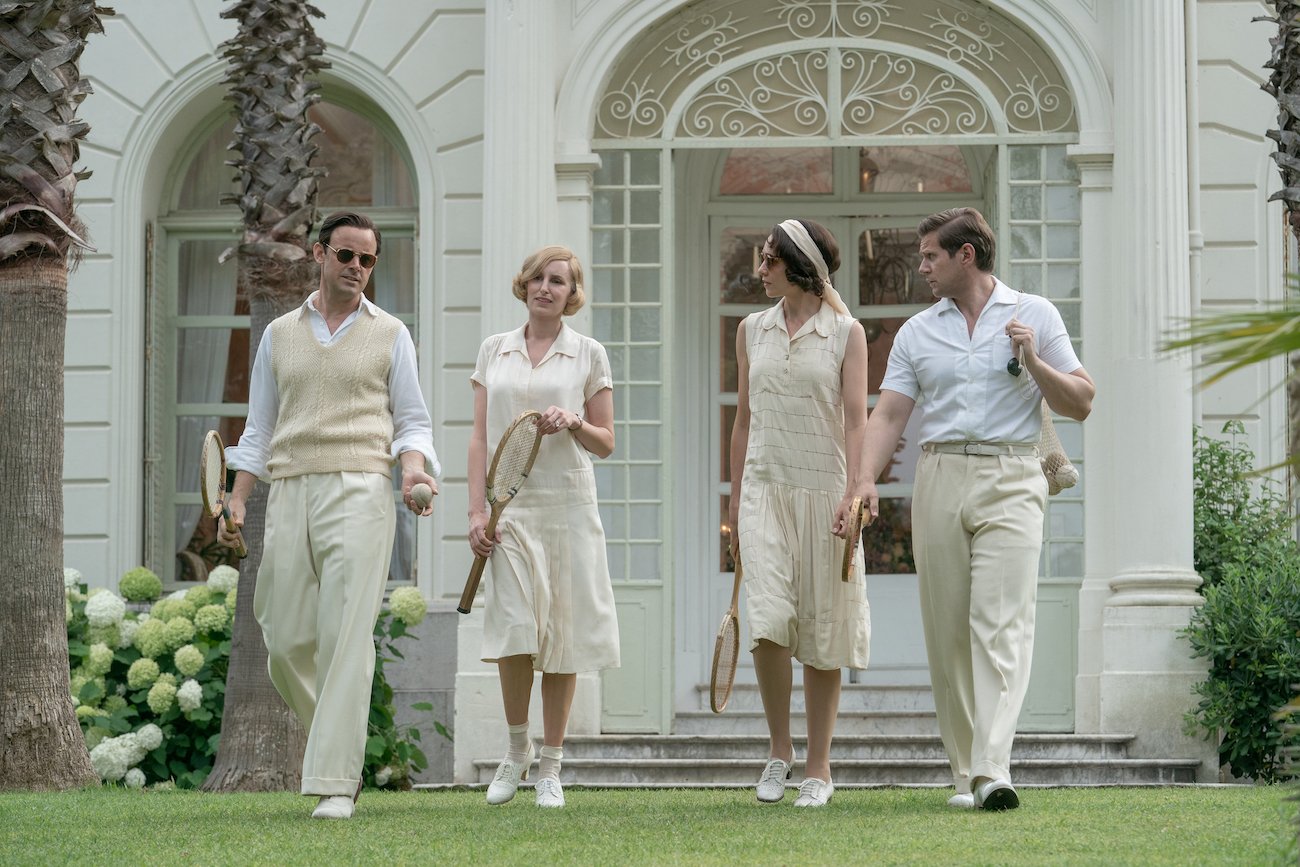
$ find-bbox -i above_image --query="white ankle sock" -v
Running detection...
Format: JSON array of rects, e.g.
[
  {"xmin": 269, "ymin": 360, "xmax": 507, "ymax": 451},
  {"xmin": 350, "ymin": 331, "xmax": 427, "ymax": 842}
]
[
  {"xmin": 506, "ymin": 722, "xmax": 531, "ymax": 763},
  {"xmin": 538, "ymin": 745, "xmax": 563, "ymax": 781}
]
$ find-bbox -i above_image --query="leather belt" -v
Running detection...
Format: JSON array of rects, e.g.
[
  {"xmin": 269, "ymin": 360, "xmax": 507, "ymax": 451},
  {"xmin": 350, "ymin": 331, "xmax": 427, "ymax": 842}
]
[{"xmin": 923, "ymin": 441, "xmax": 1039, "ymax": 457}]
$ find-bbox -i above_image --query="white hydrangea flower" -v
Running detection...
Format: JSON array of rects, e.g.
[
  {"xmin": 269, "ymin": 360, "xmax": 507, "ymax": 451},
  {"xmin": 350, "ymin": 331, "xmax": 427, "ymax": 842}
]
[
  {"xmin": 124, "ymin": 768, "xmax": 146, "ymax": 789},
  {"xmin": 118, "ymin": 618, "xmax": 140, "ymax": 649},
  {"xmin": 206, "ymin": 565, "xmax": 239, "ymax": 594},
  {"xmin": 167, "ymin": 589, "xmax": 189, "ymax": 602},
  {"xmin": 174, "ymin": 644, "xmax": 204, "ymax": 678},
  {"xmin": 388, "ymin": 586, "xmax": 427, "ymax": 627},
  {"xmin": 118, "ymin": 731, "xmax": 149, "ymax": 766},
  {"xmin": 177, "ymin": 679, "xmax": 203, "ymax": 713},
  {"xmin": 374, "ymin": 766, "xmax": 392, "ymax": 788},
  {"xmin": 89, "ymin": 738, "xmax": 129, "ymax": 782},
  {"xmin": 135, "ymin": 723, "xmax": 164, "ymax": 752},
  {"xmin": 64, "ymin": 567, "xmax": 83, "ymax": 592},
  {"xmin": 85, "ymin": 592, "xmax": 126, "ymax": 628},
  {"xmin": 85, "ymin": 643, "xmax": 114, "ymax": 677}
]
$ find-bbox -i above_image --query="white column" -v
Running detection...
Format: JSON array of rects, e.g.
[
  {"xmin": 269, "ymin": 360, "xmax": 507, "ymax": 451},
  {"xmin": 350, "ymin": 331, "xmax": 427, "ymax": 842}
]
[
  {"xmin": 1091, "ymin": 0, "xmax": 1213, "ymax": 776},
  {"xmin": 480, "ymin": 0, "xmax": 559, "ymax": 339},
  {"xmin": 1068, "ymin": 141, "xmax": 1113, "ymax": 734},
  {"xmin": 555, "ymin": 151, "xmax": 601, "ymax": 335}
]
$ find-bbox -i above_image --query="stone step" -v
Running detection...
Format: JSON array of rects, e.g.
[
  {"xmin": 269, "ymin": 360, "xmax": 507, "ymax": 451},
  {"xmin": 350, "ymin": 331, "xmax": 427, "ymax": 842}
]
[
  {"xmin": 674, "ymin": 709, "xmax": 940, "ymax": 736},
  {"xmin": 698, "ymin": 682, "xmax": 935, "ymax": 713},
  {"xmin": 472, "ymin": 756, "xmax": 1201, "ymax": 787},
  {"xmin": 555, "ymin": 733, "xmax": 1135, "ymax": 762}
]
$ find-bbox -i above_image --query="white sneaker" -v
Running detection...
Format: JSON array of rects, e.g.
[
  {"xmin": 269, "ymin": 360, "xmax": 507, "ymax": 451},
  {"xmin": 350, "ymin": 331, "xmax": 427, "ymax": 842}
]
[
  {"xmin": 311, "ymin": 795, "xmax": 354, "ymax": 819},
  {"xmin": 793, "ymin": 777, "xmax": 833, "ymax": 807},
  {"xmin": 486, "ymin": 741, "xmax": 535, "ymax": 805},
  {"xmin": 756, "ymin": 755, "xmax": 794, "ymax": 803},
  {"xmin": 974, "ymin": 778, "xmax": 1019, "ymax": 811},
  {"xmin": 535, "ymin": 777, "xmax": 565, "ymax": 808},
  {"xmin": 947, "ymin": 792, "xmax": 975, "ymax": 809}
]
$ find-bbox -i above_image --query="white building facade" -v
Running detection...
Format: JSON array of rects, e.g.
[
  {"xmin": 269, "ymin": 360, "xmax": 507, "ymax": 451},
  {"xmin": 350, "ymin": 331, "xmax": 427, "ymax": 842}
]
[{"xmin": 69, "ymin": 0, "xmax": 1280, "ymax": 782}]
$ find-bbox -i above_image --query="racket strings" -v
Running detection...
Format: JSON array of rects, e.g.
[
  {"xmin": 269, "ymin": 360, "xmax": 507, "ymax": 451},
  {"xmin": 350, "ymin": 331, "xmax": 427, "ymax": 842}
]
[
  {"xmin": 711, "ymin": 617, "xmax": 738, "ymax": 704},
  {"xmin": 201, "ymin": 439, "xmax": 224, "ymax": 509},
  {"xmin": 492, "ymin": 427, "xmax": 539, "ymax": 497}
]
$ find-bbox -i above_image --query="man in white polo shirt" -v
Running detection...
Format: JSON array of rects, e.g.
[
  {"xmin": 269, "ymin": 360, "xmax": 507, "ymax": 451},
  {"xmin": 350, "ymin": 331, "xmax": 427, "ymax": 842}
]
[
  {"xmin": 860, "ymin": 208, "xmax": 1094, "ymax": 811},
  {"xmin": 217, "ymin": 211, "xmax": 440, "ymax": 819}
]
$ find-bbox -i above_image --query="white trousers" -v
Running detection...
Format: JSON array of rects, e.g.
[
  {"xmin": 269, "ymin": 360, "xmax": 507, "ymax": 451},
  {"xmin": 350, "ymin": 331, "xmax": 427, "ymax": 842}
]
[
  {"xmin": 252, "ymin": 471, "xmax": 395, "ymax": 797},
  {"xmin": 912, "ymin": 450, "xmax": 1046, "ymax": 791}
]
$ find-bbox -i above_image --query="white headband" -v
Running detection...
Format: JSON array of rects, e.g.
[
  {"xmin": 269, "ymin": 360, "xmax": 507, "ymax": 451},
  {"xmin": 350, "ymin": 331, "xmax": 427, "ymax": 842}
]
[{"xmin": 778, "ymin": 219, "xmax": 849, "ymax": 316}]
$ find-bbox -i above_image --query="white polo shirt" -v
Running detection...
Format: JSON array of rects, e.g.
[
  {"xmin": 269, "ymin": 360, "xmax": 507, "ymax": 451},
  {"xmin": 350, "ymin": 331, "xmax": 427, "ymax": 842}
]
[{"xmin": 880, "ymin": 278, "xmax": 1082, "ymax": 445}]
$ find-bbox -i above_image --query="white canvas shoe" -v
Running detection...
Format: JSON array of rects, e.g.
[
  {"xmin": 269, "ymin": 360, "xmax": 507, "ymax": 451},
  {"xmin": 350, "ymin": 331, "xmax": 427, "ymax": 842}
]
[
  {"xmin": 755, "ymin": 755, "xmax": 794, "ymax": 803},
  {"xmin": 535, "ymin": 777, "xmax": 565, "ymax": 808},
  {"xmin": 486, "ymin": 741, "xmax": 535, "ymax": 805},
  {"xmin": 947, "ymin": 792, "xmax": 975, "ymax": 809},
  {"xmin": 311, "ymin": 795, "xmax": 354, "ymax": 819},
  {"xmin": 792, "ymin": 777, "xmax": 834, "ymax": 807}
]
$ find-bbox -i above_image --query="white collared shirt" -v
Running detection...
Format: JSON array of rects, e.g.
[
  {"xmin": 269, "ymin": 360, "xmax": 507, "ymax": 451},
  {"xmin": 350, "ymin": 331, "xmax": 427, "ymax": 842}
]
[
  {"xmin": 880, "ymin": 278, "xmax": 1082, "ymax": 445},
  {"xmin": 227, "ymin": 292, "xmax": 441, "ymax": 480},
  {"xmin": 471, "ymin": 323, "xmax": 612, "ymax": 475}
]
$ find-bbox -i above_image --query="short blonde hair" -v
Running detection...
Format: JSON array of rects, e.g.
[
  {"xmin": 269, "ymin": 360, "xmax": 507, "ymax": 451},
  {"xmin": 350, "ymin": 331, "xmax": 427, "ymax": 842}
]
[{"xmin": 511, "ymin": 245, "xmax": 586, "ymax": 315}]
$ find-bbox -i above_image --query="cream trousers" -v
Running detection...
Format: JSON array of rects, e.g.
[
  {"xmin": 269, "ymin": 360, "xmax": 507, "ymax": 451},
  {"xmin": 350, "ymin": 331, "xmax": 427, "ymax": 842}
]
[
  {"xmin": 252, "ymin": 471, "xmax": 395, "ymax": 797},
  {"xmin": 912, "ymin": 450, "xmax": 1046, "ymax": 791}
]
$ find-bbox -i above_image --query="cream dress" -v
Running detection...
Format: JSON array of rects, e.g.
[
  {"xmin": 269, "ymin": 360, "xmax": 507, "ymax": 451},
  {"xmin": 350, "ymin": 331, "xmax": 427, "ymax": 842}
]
[
  {"xmin": 471, "ymin": 324, "xmax": 621, "ymax": 673},
  {"xmin": 738, "ymin": 299, "xmax": 871, "ymax": 670}
]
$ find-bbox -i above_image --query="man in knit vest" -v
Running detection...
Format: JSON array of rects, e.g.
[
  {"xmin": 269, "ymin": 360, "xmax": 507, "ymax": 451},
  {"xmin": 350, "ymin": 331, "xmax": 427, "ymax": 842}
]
[{"xmin": 218, "ymin": 211, "xmax": 440, "ymax": 820}]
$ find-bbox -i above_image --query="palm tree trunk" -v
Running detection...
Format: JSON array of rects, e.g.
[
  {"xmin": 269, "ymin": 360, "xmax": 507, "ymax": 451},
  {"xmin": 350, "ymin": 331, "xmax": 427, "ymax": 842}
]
[{"xmin": 0, "ymin": 259, "xmax": 97, "ymax": 790}]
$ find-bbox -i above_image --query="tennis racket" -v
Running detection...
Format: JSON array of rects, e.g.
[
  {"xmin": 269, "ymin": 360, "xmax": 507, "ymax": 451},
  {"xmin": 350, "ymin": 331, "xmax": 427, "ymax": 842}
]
[
  {"xmin": 200, "ymin": 430, "xmax": 246, "ymax": 558},
  {"xmin": 709, "ymin": 546, "xmax": 743, "ymax": 714},
  {"xmin": 457, "ymin": 410, "xmax": 544, "ymax": 614},
  {"xmin": 840, "ymin": 496, "xmax": 864, "ymax": 582}
]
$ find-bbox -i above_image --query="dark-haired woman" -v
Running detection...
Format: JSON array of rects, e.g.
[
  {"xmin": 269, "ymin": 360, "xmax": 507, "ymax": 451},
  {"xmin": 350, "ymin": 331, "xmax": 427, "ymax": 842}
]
[{"xmin": 728, "ymin": 218, "xmax": 871, "ymax": 807}]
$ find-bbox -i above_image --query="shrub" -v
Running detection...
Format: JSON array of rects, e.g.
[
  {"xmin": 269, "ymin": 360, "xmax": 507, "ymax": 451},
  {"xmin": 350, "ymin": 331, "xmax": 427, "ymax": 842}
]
[
  {"xmin": 1192, "ymin": 421, "xmax": 1294, "ymax": 586},
  {"xmin": 68, "ymin": 567, "xmax": 439, "ymax": 790},
  {"xmin": 1186, "ymin": 423, "xmax": 1300, "ymax": 781}
]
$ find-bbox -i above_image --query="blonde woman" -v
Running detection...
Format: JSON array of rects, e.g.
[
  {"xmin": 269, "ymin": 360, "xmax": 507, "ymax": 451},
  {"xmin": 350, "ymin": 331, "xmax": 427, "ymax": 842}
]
[{"xmin": 468, "ymin": 245, "xmax": 620, "ymax": 808}]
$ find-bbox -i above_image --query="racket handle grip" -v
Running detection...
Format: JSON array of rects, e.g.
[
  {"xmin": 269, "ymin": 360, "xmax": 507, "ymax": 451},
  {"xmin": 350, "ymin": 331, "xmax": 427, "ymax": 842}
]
[
  {"xmin": 458, "ymin": 508, "xmax": 503, "ymax": 614},
  {"xmin": 221, "ymin": 507, "xmax": 248, "ymax": 559},
  {"xmin": 458, "ymin": 556, "xmax": 487, "ymax": 614}
]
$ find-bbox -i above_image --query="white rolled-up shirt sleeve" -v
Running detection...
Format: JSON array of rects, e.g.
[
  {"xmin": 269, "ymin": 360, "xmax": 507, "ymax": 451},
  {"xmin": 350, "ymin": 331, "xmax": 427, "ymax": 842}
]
[
  {"xmin": 225, "ymin": 328, "xmax": 277, "ymax": 480},
  {"xmin": 389, "ymin": 325, "xmax": 441, "ymax": 478}
]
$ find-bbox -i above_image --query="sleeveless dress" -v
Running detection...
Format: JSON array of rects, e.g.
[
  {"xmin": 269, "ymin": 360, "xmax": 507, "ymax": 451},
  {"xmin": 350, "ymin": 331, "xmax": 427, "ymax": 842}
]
[
  {"xmin": 471, "ymin": 324, "xmax": 621, "ymax": 674},
  {"xmin": 738, "ymin": 299, "xmax": 871, "ymax": 670}
]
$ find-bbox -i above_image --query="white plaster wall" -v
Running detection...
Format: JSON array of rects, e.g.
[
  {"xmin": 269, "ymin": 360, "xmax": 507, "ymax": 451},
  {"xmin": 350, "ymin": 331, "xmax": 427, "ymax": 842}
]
[
  {"xmin": 66, "ymin": 1, "xmax": 488, "ymax": 597},
  {"xmin": 1193, "ymin": 1, "xmax": 1286, "ymax": 470}
]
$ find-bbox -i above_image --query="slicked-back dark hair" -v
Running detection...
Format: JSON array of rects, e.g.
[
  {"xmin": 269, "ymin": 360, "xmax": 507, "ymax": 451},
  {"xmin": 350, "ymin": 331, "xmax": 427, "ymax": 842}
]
[
  {"xmin": 769, "ymin": 219, "xmax": 840, "ymax": 296},
  {"xmin": 917, "ymin": 208, "xmax": 994, "ymax": 271},
  {"xmin": 317, "ymin": 211, "xmax": 382, "ymax": 256}
]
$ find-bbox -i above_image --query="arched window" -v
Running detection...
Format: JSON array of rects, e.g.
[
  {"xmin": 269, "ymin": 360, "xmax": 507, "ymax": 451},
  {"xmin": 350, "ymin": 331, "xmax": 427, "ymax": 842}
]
[{"xmin": 148, "ymin": 93, "xmax": 419, "ymax": 586}]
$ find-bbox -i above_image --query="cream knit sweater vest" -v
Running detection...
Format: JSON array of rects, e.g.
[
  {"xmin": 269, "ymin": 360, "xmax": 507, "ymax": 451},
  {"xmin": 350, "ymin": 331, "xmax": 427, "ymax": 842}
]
[{"xmin": 266, "ymin": 308, "xmax": 402, "ymax": 480}]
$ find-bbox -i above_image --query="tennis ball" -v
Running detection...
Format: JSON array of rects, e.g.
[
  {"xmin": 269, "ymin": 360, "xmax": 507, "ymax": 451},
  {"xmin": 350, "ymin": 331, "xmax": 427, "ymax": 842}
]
[{"xmin": 411, "ymin": 483, "xmax": 434, "ymax": 509}]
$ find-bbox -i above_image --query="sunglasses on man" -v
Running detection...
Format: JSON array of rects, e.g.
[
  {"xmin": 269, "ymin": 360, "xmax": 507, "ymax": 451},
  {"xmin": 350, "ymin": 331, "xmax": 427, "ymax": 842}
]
[{"xmin": 323, "ymin": 242, "xmax": 378, "ymax": 269}]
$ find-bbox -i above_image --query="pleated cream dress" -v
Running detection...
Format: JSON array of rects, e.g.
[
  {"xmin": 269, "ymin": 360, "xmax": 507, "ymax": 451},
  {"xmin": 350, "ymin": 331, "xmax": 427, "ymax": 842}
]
[
  {"xmin": 738, "ymin": 299, "xmax": 871, "ymax": 670},
  {"xmin": 472, "ymin": 324, "xmax": 621, "ymax": 673}
]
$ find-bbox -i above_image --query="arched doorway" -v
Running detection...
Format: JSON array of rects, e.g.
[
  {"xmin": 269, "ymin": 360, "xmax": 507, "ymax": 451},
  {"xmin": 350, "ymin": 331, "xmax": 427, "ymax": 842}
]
[
  {"xmin": 144, "ymin": 91, "xmax": 421, "ymax": 588},
  {"xmin": 583, "ymin": 0, "xmax": 1086, "ymax": 734}
]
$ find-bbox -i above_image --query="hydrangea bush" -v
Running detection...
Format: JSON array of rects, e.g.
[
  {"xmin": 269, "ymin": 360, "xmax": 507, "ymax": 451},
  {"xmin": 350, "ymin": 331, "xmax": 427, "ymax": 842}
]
[
  {"xmin": 66, "ymin": 568, "xmax": 228, "ymax": 788},
  {"xmin": 67, "ymin": 566, "xmax": 436, "ymax": 790}
]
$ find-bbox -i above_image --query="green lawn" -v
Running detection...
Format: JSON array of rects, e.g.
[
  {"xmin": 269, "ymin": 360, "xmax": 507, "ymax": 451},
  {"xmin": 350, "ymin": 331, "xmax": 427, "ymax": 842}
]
[{"xmin": 0, "ymin": 786, "xmax": 1292, "ymax": 866}]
